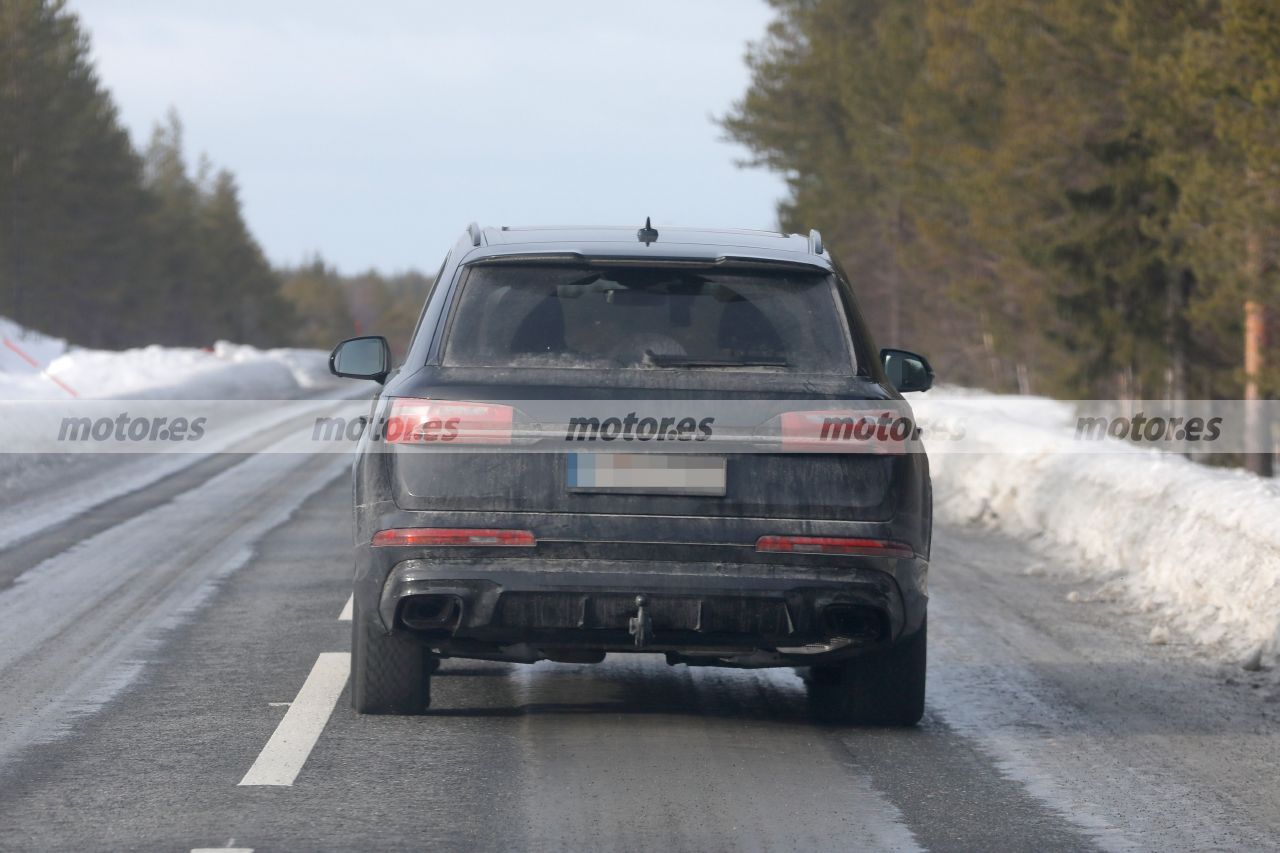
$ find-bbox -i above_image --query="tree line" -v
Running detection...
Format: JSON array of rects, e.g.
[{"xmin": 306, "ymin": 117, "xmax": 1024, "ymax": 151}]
[
  {"xmin": 279, "ymin": 260, "xmax": 431, "ymax": 358},
  {"xmin": 0, "ymin": 1, "xmax": 429, "ymax": 353},
  {"xmin": 724, "ymin": 0, "xmax": 1278, "ymax": 416}
]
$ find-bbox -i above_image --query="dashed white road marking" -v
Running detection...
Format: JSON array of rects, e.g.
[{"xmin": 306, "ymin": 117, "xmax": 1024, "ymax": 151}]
[
  {"xmin": 238, "ymin": 652, "xmax": 349, "ymax": 787},
  {"xmin": 338, "ymin": 594, "xmax": 352, "ymax": 621},
  {"xmin": 191, "ymin": 848, "xmax": 253, "ymax": 852}
]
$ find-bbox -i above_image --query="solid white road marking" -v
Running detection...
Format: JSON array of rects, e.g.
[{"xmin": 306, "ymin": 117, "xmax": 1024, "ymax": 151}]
[
  {"xmin": 338, "ymin": 594, "xmax": 353, "ymax": 621},
  {"xmin": 238, "ymin": 652, "xmax": 350, "ymax": 787}
]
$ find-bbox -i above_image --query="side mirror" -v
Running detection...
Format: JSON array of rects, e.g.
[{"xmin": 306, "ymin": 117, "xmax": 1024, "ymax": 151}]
[
  {"xmin": 881, "ymin": 348, "xmax": 934, "ymax": 393},
  {"xmin": 330, "ymin": 336, "xmax": 391, "ymax": 383}
]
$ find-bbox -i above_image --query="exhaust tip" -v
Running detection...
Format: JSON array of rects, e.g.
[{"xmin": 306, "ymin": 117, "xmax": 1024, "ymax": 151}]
[
  {"xmin": 400, "ymin": 595, "xmax": 462, "ymax": 631},
  {"xmin": 822, "ymin": 605, "xmax": 886, "ymax": 642}
]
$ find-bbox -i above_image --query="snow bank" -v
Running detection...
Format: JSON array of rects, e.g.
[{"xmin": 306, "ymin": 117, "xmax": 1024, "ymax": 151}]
[
  {"xmin": 0, "ymin": 316, "xmax": 337, "ymax": 399},
  {"xmin": 914, "ymin": 388, "xmax": 1280, "ymax": 664}
]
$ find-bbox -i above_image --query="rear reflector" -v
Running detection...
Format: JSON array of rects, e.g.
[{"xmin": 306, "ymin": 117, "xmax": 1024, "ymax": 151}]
[
  {"xmin": 372, "ymin": 528, "xmax": 536, "ymax": 547},
  {"xmin": 756, "ymin": 535, "xmax": 913, "ymax": 558},
  {"xmin": 384, "ymin": 398, "xmax": 514, "ymax": 445}
]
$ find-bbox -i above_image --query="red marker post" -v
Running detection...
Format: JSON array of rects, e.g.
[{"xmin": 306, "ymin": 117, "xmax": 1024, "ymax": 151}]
[{"xmin": 2, "ymin": 337, "xmax": 80, "ymax": 398}]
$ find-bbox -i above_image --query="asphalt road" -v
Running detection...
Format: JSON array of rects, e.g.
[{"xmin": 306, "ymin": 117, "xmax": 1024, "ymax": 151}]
[{"xmin": 1, "ymin": 424, "xmax": 1278, "ymax": 852}]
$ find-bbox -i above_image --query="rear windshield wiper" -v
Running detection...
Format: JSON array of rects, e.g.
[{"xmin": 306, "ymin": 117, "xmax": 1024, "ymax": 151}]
[{"xmin": 643, "ymin": 352, "xmax": 789, "ymax": 368}]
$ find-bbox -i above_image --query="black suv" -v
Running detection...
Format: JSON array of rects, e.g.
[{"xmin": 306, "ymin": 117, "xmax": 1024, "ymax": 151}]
[{"xmin": 331, "ymin": 222, "xmax": 934, "ymax": 725}]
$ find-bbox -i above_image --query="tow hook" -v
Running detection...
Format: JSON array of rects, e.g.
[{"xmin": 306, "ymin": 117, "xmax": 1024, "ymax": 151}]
[{"xmin": 628, "ymin": 595, "xmax": 652, "ymax": 648}]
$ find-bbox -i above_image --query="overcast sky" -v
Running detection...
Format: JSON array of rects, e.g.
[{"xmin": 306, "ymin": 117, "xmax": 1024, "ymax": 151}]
[{"xmin": 70, "ymin": 1, "xmax": 786, "ymax": 274}]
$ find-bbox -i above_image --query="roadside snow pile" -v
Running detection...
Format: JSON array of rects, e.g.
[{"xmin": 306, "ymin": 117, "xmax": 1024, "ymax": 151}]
[
  {"xmin": 914, "ymin": 389, "xmax": 1280, "ymax": 665},
  {"xmin": 0, "ymin": 316, "xmax": 337, "ymax": 399}
]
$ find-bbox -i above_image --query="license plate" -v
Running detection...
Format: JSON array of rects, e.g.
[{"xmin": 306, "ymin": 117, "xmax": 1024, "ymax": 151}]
[{"xmin": 567, "ymin": 453, "xmax": 726, "ymax": 496}]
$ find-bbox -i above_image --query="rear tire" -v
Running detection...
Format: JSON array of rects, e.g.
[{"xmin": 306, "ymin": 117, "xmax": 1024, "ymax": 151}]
[
  {"xmin": 351, "ymin": 598, "xmax": 435, "ymax": 714},
  {"xmin": 806, "ymin": 617, "xmax": 926, "ymax": 726}
]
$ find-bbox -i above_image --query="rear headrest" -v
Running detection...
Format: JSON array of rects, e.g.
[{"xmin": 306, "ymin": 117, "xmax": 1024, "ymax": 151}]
[
  {"xmin": 509, "ymin": 293, "xmax": 566, "ymax": 354},
  {"xmin": 717, "ymin": 297, "xmax": 783, "ymax": 354}
]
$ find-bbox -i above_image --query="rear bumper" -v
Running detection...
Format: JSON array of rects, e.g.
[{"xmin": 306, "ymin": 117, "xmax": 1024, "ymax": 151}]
[{"xmin": 356, "ymin": 548, "xmax": 928, "ymax": 668}]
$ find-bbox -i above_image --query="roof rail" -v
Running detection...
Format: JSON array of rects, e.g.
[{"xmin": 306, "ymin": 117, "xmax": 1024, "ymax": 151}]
[
  {"xmin": 808, "ymin": 228, "xmax": 824, "ymax": 256},
  {"xmin": 467, "ymin": 222, "xmax": 484, "ymax": 247}
]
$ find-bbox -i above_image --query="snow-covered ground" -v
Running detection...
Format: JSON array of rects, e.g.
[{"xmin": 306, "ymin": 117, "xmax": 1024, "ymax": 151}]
[
  {"xmin": 914, "ymin": 388, "xmax": 1280, "ymax": 668},
  {"xmin": 0, "ymin": 315, "xmax": 352, "ymax": 551},
  {"xmin": 0, "ymin": 316, "xmax": 335, "ymax": 399}
]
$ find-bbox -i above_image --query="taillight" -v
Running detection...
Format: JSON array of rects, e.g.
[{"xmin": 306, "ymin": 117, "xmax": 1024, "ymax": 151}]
[
  {"xmin": 778, "ymin": 409, "xmax": 909, "ymax": 453},
  {"xmin": 372, "ymin": 528, "xmax": 536, "ymax": 547},
  {"xmin": 384, "ymin": 398, "xmax": 514, "ymax": 445},
  {"xmin": 756, "ymin": 535, "xmax": 914, "ymax": 558}
]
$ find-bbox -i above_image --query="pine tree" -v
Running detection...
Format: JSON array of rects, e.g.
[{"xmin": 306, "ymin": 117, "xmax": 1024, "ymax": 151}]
[
  {"xmin": 0, "ymin": 0, "xmax": 153, "ymax": 347},
  {"xmin": 200, "ymin": 170, "xmax": 293, "ymax": 345},
  {"xmin": 279, "ymin": 259, "xmax": 355, "ymax": 349}
]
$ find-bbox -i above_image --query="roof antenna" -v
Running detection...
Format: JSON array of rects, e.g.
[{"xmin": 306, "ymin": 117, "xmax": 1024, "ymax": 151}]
[{"xmin": 637, "ymin": 216, "xmax": 659, "ymax": 245}]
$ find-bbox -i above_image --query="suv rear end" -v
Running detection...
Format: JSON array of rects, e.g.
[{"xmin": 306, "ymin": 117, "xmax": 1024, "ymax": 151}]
[{"xmin": 333, "ymin": 224, "xmax": 933, "ymax": 725}]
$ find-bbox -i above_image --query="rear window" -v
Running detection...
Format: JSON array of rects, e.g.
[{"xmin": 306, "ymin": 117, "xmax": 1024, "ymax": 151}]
[{"xmin": 441, "ymin": 264, "xmax": 854, "ymax": 373}]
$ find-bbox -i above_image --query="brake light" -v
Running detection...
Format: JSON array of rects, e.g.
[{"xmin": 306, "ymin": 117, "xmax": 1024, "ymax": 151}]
[
  {"xmin": 384, "ymin": 398, "xmax": 514, "ymax": 445},
  {"xmin": 372, "ymin": 528, "xmax": 536, "ymax": 547},
  {"xmin": 756, "ymin": 535, "xmax": 914, "ymax": 558},
  {"xmin": 778, "ymin": 409, "xmax": 909, "ymax": 453}
]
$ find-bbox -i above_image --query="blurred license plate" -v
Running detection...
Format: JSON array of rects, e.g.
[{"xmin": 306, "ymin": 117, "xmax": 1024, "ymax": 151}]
[{"xmin": 567, "ymin": 454, "xmax": 726, "ymax": 496}]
